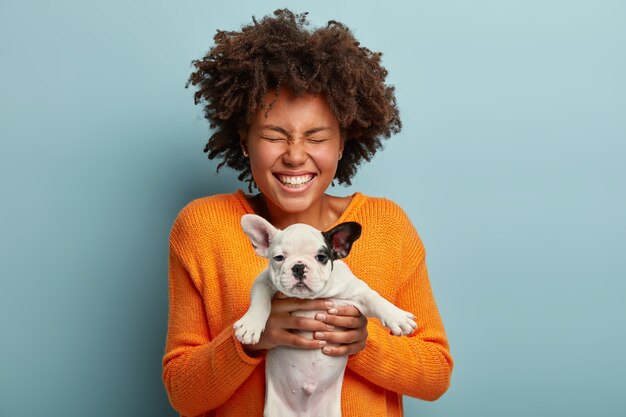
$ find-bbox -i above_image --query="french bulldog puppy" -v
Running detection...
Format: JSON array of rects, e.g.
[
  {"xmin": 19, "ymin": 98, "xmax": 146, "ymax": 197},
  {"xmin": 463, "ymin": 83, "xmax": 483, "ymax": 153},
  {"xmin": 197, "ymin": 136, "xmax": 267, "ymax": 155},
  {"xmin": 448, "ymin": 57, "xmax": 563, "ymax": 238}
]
[{"xmin": 234, "ymin": 214, "xmax": 417, "ymax": 417}]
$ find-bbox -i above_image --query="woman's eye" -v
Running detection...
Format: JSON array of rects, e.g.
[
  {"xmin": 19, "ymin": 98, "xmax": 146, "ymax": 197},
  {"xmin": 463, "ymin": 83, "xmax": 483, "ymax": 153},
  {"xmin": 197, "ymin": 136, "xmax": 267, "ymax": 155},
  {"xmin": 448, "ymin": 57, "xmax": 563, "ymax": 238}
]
[
  {"xmin": 315, "ymin": 254, "xmax": 328, "ymax": 263},
  {"xmin": 273, "ymin": 255, "xmax": 285, "ymax": 262},
  {"xmin": 262, "ymin": 137, "xmax": 286, "ymax": 142},
  {"xmin": 307, "ymin": 138, "xmax": 328, "ymax": 144}
]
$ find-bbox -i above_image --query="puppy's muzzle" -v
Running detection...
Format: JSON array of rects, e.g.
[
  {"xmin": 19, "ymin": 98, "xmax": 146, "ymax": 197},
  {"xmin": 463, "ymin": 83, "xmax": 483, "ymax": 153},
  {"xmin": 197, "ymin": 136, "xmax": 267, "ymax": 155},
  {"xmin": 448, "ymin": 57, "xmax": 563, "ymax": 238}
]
[{"xmin": 291, "ymin": 263, "xmax": 307, "ymax": 281}]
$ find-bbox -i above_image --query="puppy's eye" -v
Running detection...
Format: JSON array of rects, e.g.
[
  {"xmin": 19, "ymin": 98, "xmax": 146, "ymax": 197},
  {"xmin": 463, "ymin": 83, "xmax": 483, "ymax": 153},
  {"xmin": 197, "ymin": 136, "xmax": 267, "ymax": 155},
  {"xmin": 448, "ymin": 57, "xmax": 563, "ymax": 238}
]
[
  {"xmin": 315, "ymin": 254, "xmax": 328, "ymax": 263},
  {"xmin": 273, "ymin": 255, "xmax": 285, "ymax": 262}
]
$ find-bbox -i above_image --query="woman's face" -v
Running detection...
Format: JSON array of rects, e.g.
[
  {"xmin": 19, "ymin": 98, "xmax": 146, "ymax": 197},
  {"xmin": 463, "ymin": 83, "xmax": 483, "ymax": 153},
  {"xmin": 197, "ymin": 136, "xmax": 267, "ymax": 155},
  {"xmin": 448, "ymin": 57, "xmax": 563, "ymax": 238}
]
[{"xmin": 241, "ymin": 89, "xmax": 344, "ymax": 217}]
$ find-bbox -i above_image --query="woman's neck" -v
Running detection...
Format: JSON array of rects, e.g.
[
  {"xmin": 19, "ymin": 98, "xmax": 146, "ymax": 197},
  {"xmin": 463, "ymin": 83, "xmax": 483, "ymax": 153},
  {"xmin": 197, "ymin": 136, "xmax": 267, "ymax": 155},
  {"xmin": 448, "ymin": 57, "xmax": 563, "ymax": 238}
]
[{"xmin": 248, "ymin": 193, "xmax": 347, "ymax": 231}]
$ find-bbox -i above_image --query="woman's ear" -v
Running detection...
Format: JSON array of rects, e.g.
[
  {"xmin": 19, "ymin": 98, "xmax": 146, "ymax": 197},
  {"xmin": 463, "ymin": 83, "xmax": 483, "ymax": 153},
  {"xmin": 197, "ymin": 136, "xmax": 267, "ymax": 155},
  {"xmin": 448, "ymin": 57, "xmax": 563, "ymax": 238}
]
[
  {"xmin": 338, "ymin": 132, "xmax": 346, "ymax": 160},
  {"xmin": 239, "ymin": 125, "xmax": 248, "ymax": 144},
  {"xmin": 239, "ymin": 126, "xmax": 249, "ymax": 157}
]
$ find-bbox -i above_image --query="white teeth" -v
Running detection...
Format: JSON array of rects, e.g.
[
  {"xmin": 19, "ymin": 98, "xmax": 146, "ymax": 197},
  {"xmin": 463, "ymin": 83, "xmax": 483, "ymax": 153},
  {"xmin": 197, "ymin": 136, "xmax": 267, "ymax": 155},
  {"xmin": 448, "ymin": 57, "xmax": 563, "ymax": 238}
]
[{"xmin": 278, "ymin": 175, "xmax": 314, "ymax": 186}]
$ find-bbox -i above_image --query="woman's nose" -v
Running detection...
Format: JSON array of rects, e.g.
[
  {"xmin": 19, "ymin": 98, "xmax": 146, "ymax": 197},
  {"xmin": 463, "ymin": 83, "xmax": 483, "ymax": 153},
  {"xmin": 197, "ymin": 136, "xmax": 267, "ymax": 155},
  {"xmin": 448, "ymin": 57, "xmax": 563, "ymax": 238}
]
[{"xmin": 282, "ymin": 141, "xmax": 308, "ymax": 166}]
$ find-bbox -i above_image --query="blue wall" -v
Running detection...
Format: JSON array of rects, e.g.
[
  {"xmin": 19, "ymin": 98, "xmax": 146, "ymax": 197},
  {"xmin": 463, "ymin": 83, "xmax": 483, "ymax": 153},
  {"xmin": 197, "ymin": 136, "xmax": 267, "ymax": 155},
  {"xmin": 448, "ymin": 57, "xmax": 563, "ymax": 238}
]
[{"xmin": 1, "ymin": 1, "xmax": 625, "ymax": 416}]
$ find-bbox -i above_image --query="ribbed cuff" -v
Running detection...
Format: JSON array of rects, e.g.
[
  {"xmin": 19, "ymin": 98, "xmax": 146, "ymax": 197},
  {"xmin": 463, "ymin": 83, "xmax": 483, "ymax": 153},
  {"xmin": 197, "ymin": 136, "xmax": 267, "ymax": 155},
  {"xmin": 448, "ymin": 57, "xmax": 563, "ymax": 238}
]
[
  {"xmin": 210, "ymin": 325, "xmax": 265, "ymax": 369},
  {"xmin": 231, "ymin": 327, "xmax": 267, "ymax": 365}
]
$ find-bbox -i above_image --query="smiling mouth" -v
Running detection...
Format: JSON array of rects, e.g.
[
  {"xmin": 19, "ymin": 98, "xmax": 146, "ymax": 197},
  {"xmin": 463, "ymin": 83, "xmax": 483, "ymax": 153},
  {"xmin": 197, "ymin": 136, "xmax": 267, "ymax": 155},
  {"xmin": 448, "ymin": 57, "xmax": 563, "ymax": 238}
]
[{"xmin": 275, "ymin": 174, "xmax": 315, "ymax": 188}]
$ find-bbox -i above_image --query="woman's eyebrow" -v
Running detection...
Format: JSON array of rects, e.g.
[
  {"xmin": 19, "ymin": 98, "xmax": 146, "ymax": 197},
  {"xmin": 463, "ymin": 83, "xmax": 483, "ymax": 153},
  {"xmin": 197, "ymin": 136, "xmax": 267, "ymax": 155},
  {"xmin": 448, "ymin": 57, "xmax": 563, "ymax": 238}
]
[
  {"xmin": 303, "ymin": 127, "xmax": 331, "ymax": 136},
  {"xmin": 261, "ymin": 125, "xmax": 290, "ymax": 136}
]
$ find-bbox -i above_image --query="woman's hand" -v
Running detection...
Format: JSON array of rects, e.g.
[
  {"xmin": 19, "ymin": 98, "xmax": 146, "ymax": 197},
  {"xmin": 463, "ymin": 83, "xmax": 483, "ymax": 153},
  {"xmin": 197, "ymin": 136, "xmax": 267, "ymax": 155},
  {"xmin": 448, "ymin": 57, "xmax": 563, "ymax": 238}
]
[
  {"xmin": 242, "ymin": 294, "xmax": 368, "ymax": 357},
  {"xmin": 314, "ymin": 305, "xmax": 368, "ymax": 357},
  {"xmin": 242, "ymin": 294, "xmax": 335, "ymax": 355}
]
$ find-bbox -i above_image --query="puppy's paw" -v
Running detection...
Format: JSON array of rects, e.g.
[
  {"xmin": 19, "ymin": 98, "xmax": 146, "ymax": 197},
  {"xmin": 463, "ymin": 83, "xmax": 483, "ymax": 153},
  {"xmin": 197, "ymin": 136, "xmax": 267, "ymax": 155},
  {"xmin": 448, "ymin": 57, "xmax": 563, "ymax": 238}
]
[
  {"xmin": 380, "ymin": 307, "xmax": 417, "ymax": 336},
  {"xmin": 233, "ymin": 313, "xmax": 266, "ymax": 345}
]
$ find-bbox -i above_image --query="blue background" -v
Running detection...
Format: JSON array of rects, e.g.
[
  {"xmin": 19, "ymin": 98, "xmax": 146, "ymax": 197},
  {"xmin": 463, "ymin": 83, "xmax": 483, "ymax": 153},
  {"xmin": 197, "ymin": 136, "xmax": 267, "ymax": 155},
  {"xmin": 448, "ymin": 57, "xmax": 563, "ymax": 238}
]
[{"xmin": 1, "ymin": 1, "xmax": 625, "ymax": 416}]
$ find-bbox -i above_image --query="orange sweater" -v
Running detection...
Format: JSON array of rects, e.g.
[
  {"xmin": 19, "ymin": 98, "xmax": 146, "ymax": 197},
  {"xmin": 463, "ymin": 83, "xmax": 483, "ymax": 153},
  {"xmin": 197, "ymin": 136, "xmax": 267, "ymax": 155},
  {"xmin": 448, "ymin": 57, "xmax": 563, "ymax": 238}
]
[{"xmin": 162, "ymin": 190, "xmax": 452, "ymax": 417}]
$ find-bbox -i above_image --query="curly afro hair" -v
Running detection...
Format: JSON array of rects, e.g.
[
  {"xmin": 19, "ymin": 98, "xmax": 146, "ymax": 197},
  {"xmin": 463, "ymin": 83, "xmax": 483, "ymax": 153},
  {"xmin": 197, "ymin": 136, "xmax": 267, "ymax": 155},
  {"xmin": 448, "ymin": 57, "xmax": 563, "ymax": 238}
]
[{"xmin": 186, "ymin": 9, "xmax": 401, "ymax": 188}]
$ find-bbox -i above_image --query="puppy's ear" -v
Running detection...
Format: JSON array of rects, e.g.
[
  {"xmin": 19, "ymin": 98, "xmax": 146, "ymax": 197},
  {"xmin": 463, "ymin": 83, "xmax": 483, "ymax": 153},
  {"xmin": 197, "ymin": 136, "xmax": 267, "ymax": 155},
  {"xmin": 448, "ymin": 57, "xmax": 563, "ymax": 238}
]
[
  {"xmin": 323, "ymin": 222, "xmax": 362, "ymax": 260},
  {"xmin": 241, "ymin": 214, "xmax": 279, "ymax": 258}
]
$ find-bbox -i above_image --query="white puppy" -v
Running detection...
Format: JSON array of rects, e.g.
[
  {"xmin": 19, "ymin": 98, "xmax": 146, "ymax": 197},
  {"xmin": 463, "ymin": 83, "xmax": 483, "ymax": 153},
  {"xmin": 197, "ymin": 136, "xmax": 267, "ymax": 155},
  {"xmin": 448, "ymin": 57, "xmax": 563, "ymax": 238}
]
[{"xmin": 234, "ymin": 214, "xmax": 417, "ymax": 417}]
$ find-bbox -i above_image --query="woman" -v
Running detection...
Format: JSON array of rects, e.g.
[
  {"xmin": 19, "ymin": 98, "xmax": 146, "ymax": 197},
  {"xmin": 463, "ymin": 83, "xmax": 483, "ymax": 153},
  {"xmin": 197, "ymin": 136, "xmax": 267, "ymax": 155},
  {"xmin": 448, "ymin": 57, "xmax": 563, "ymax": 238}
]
[{"xmin": 163, "ymin": 9, "xmax": 452, "ymax": 417}]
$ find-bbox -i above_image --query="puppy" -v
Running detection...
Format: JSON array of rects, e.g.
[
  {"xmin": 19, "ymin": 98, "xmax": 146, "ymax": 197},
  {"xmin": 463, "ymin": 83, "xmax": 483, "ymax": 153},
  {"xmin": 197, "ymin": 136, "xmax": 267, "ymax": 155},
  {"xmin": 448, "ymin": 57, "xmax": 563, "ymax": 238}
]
[{"xmin": 234, "ymin": 214, "xmax": 417, "ymax": 417}]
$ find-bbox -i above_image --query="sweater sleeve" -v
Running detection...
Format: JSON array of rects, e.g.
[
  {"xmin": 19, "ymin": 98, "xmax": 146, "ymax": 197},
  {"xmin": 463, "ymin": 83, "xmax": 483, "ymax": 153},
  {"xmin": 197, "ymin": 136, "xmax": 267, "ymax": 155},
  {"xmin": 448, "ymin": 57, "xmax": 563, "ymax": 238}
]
[
  {"xmin": 347, "ymin": 216, "xmax": 453, "ymax": 401},
  {"xmin": 162, "ymin": 217, "xmax": 264, "ymax": 416}
]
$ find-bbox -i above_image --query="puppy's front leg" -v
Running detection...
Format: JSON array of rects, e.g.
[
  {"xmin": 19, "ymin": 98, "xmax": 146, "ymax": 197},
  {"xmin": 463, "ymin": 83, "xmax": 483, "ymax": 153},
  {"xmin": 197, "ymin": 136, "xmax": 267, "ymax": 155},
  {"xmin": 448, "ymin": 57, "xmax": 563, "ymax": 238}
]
[
  {"xmin": 336, "ymin": 265, "xmax": 417, "ymax": 336},
  {"xmin": 233, "ymin": 271, "xmax": 277, "ymax": 345},
  {"xmin": 358, "ymin": 289, "xmax": 417, "ymax": 336}
]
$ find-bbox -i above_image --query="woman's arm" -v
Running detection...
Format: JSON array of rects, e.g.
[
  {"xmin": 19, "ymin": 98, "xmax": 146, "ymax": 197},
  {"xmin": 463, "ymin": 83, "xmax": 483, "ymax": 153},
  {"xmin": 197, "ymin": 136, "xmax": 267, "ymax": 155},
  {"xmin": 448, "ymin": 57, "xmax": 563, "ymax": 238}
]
[
  {"xmin": 162, "ymin": 247, "xmax": 263, "ymax": 416},
  {"xmin": 348, "ymin": 254, "xmax": 453, "ymax": 401},
  {"xmin": 347, "ymin": 250, "xmax": 453, "ymax": 401},
  {"xmin": 312, "ymin": 253, "xmax": 452, "ymax": 401},
  {"xmin": 317, "ymin": 207, "xmax": 454, "ymax": 401}
]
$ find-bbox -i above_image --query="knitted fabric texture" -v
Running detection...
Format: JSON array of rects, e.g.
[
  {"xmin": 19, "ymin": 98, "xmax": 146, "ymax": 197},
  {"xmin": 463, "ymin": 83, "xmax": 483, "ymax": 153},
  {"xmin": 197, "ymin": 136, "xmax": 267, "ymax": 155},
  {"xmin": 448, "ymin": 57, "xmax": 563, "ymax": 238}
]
[{"xmin": 162, "ymin": 190, "xmax": 453, "ymax": 417}]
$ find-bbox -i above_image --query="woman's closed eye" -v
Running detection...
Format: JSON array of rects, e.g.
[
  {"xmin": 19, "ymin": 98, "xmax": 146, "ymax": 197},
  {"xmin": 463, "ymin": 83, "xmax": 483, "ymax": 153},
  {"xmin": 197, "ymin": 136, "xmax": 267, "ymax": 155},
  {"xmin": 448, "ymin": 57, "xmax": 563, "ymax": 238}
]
[
  {"xmin": 306, "ymin": 138, "xmax": 329, "ymax": 144},
  {"xmin": 262, "ymin": 136, "xmax": 287, "ymax": 142},
  {"xmin": 261, "ymin": 136, "xmax": 329, "ymax": 145}
]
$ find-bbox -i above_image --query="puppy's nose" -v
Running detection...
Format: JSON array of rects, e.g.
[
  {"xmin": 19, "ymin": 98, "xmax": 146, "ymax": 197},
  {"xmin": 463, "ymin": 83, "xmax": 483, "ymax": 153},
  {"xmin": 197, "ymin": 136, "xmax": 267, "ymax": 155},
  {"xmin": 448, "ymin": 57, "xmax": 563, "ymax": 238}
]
[{"xmin": 291, "ymin": 263, "xmax": 306, "ymax": 280}]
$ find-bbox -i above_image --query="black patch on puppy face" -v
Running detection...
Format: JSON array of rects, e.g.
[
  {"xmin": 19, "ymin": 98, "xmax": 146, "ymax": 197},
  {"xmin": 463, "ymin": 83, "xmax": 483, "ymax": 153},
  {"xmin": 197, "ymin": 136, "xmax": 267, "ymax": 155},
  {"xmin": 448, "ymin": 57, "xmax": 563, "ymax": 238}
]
[{"xmin": 316, "ymin": 246, "xmax": 332, "ymax": 268}]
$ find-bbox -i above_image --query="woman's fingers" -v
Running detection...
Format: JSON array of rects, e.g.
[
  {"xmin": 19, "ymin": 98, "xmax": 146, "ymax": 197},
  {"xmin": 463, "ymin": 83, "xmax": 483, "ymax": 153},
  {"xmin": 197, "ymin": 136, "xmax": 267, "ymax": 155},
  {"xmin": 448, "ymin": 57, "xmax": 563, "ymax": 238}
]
[
  {"xmin": 320, "ymin": 340, "xmax": 366, "ymax": 357},
  {"xmin": 245, "ymin": 315, "xmax": 327, "ymax": 352},
  {"xmin": 330, "ymin": 305, "xmax": 362, "ymax": 317},
  {"xmin": 271, "ymin": 296, "xmax": 334, "ymax": 314},
  {"xmin": 271, "ymin": 329, "xmax": 328, "ymax": 349},
  {"xmin": 272, "ymin": 313, "xmax": 335, "ymax": 332},
  {"xmin": 315, "ymin": 305, "xmax": 365, "ymax": 329},
  {"xmin": 314, "ymin": 328, "xmax": 364, "ymax": 345},
  {"xmin": 246, "ymin": 297, "xmax": 369, "ymax": 356},
  {"xmin": 313, "ymin": 305, "xmax": 369, "ymax": 357},
  {"xmin": 314, "ymin": 314, "xmax": 368, "ymax": 346}
]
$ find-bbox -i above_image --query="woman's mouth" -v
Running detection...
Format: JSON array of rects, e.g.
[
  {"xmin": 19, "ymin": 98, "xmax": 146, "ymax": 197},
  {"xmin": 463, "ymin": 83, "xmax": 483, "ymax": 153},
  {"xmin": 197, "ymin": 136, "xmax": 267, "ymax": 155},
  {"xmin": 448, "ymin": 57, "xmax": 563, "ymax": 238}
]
[{"xmin": 275, "ymin": 174, "xmax": 315, "ymax": 188}]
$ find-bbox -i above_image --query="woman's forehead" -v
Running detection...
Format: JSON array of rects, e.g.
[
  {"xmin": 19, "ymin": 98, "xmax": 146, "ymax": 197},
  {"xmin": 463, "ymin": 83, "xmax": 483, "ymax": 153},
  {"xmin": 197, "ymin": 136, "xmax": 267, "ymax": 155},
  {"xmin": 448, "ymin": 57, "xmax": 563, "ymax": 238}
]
[{"xmin": 250, "ymin": 89, "xmax": 339, "ymax": 131}]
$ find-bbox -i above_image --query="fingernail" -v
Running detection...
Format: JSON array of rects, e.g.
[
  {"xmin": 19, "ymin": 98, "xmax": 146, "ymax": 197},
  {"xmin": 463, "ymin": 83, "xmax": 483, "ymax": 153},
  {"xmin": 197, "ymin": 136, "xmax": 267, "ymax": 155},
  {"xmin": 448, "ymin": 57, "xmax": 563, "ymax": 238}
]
[
  {"xmin": 326, "ymin": 324, "xmax": 335, "ymax": 330},
  {"xmin": 325, "ymin": 301, "xmax": 334, "ymax": 308},
  {"xmin": 316, "ymin": 313, "xmax": 326, "ymax": 320},
  {"xmin": 315, "ymin": 332, "xmax": 325, "ymax": 339},
  {"xmin": 318, "ymin": 340, "xmax": 326, "ymax": 347},
  {"xmin": 322, "ymin": 346, "xmax": 332, "ymax": 354},
  {"xmin": 328, "ymin": 308, "xmax": 338, "ymax": 314}
]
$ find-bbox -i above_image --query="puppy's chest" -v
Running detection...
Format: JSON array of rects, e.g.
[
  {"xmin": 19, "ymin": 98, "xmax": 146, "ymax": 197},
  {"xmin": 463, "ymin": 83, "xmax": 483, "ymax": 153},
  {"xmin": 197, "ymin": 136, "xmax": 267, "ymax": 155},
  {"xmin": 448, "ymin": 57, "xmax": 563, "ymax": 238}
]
[{"xmin": 267, "ymin": 337, "xmax": 348, "ymax": 396}]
